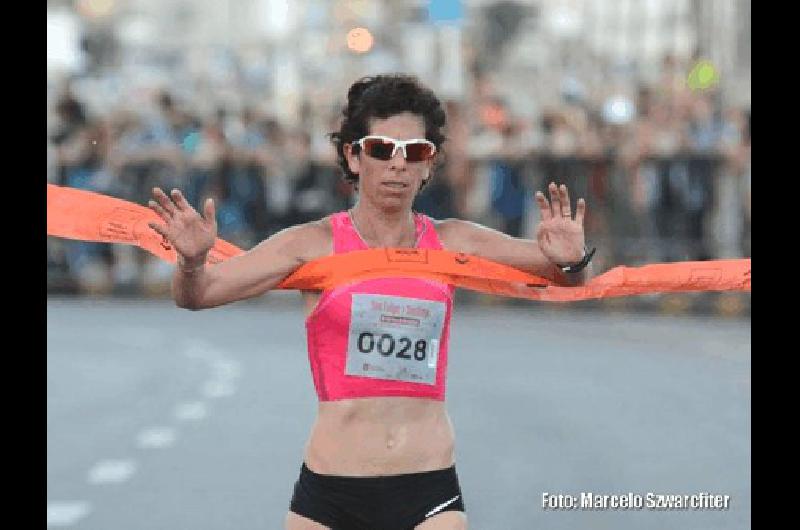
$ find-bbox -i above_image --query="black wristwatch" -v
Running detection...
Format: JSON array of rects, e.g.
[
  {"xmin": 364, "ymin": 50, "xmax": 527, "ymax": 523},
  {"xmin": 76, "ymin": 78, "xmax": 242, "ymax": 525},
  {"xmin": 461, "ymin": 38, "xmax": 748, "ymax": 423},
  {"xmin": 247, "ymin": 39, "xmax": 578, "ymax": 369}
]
[{"xmin": 557, "ymin": 245, "xmax": 596, "ymax": 274}]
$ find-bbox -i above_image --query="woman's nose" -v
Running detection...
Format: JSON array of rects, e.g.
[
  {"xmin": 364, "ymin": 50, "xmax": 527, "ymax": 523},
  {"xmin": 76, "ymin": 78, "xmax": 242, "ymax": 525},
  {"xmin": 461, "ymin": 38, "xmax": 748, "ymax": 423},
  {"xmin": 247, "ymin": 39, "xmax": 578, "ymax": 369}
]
[{"xmin": 388, "ymin": 146, "xmax": 407, "ymax": 169}]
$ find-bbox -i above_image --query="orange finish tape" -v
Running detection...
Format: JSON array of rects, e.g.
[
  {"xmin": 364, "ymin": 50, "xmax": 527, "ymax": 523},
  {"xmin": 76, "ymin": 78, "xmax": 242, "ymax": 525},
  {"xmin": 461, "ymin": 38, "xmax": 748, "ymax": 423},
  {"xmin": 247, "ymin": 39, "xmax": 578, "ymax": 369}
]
[
  {"xmin": 278, "ymin": 249, "xmax": 750, "ymax": 302},
  {"xmin": 47, "ymin": 184, "xmax": 751, "ymax": 301},
  {"xmin": 47, "ymin": 184, "xmax": 242, "ymax": 265}
]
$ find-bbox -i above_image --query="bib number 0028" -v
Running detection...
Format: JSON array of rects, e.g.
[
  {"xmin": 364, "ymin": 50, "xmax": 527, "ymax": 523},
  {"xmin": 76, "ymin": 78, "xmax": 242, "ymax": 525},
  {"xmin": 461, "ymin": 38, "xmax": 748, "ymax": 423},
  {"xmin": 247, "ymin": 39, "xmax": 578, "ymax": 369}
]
[{"xmin": 356, "ymin": 332, "xmax": 427, "ymax": 361}]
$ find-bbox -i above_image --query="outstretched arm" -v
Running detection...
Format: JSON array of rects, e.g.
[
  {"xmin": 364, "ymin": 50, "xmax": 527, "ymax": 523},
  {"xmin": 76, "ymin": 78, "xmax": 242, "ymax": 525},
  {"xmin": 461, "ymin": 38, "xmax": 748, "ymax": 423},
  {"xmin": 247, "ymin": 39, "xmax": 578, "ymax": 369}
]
[
  {"xmin": 148, "ymin": 187, "xmax": 330, "ymax": 309},
  {"xmin": 436, "ymin": 182, "xmax": 593, "ymax": 286}
]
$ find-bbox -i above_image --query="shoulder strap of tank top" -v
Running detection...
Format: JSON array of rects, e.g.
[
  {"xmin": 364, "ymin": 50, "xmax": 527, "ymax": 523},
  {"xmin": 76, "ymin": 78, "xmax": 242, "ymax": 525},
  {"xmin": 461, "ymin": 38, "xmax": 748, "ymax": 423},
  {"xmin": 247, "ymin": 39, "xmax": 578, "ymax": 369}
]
[
  {"xmin": 414, "ymin": 212, "xmax": 444, "ymax": 250},
  {"xmin": 330, "ymin": 211, "xmax": 367, "ymax": 254}
]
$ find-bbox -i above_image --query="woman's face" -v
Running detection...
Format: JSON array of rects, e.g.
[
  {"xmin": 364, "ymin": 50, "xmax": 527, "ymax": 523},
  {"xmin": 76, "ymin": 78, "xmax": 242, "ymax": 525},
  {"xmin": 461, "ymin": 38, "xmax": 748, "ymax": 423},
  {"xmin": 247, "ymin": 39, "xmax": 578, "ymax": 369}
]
[{"xmin": 344, "ymin": 112, "xmax": 434, "ymax": 212}]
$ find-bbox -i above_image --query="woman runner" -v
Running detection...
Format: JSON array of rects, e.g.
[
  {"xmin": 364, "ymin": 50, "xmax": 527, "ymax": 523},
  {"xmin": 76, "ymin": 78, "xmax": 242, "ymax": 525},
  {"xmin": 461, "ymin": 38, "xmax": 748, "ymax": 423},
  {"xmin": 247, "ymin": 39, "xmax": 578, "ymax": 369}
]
[{"xmin": 147, "ymin": 74, "xmax": 594, "ymax": 530}]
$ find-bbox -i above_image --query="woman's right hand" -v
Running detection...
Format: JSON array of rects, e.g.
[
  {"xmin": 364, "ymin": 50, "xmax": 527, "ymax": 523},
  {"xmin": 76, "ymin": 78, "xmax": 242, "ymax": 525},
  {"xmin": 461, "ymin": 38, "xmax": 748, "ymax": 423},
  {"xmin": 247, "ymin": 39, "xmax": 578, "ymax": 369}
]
[{"xmin": 147, "ymin": 188, "xmax": 217, "ymax": 268}]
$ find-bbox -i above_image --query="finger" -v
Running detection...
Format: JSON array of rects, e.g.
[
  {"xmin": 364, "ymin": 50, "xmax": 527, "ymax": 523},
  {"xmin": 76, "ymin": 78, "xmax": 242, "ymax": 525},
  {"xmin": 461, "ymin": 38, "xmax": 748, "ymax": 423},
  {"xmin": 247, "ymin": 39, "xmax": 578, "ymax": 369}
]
[
  {"xmin": 152, "ymin": 187, "xmax": 176, "ymax": 217},
  {"xmin": 203, "ymin": 197, "xmax": 216, "ymax": 226},
  {"xmin": 535, "ymin": 191, "xmax": 553, "ymax": 220},
  {"xmin": 548, "ymin": 182, "xmax": 561, "ymax": 217},
  {"xmin": 170, "ymin": 189, "xmax": 191, "ymax": 211},
  {"xmin": 575, "ymin": 198, "xmax": 587, "ymax": 226},
  {"xmin": 559, "ymin": 184, "xmax": 572, "ymax": 219},
  {"xmin": 148, "ymin": 200, "xmax": 171, "ymax": 222},
  {"xmin": 147, "ymin": 221, "xmax": 169, "ymax": 239}
]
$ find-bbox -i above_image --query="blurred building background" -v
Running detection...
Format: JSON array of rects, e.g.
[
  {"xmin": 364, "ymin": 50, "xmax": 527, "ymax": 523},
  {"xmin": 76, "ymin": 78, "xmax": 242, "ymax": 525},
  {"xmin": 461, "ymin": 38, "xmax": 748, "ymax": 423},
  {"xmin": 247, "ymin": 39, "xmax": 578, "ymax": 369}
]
[{"xmin": 47, "ymin": 0, "xmax": 751, "ymax": 316}]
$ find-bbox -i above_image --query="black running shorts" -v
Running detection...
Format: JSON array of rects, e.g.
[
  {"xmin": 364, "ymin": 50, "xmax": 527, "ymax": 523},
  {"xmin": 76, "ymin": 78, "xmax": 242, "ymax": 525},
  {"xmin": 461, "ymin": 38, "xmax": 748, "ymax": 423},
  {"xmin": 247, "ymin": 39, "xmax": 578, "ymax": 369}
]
[{"xmin": 289, "ymin": 462, "xmax": 466, "ymax": 529}]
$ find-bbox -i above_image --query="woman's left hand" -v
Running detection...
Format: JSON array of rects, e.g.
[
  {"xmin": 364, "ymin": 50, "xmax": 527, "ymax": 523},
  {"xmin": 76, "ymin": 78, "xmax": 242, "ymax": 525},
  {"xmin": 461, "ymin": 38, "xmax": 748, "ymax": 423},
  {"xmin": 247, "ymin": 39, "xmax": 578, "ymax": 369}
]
[{"xmin": 534, "ymin": 182, "xmax": 587, "ymax": 265}]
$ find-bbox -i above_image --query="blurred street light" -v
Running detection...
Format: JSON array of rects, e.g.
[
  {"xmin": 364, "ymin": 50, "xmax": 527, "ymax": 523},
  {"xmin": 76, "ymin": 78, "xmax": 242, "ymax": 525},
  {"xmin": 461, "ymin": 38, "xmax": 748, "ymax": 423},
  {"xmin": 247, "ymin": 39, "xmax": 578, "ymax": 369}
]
[{"xmin": 347, "ymin": 27, "xmax": 374, "ymax": 53}]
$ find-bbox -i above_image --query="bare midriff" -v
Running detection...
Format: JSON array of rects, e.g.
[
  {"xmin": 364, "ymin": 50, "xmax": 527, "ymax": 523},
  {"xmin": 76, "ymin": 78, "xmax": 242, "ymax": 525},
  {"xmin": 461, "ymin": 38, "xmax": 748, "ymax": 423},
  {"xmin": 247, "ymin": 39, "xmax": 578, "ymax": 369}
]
[
  {"xmin": 304, "ymin": 397, "xmax": 455, "ymax": 476},
  {"xmin": 301, "ymin": 290, "xmax": 456, "ymax": 477}
]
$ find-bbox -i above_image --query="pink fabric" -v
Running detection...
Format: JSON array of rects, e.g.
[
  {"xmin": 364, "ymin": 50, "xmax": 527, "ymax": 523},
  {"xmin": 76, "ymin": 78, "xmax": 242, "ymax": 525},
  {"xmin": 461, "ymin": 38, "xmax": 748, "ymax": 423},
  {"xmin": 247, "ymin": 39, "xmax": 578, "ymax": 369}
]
[{"xmin": 305, "ymin": 211, "xmax": 455, "ymax": 401}]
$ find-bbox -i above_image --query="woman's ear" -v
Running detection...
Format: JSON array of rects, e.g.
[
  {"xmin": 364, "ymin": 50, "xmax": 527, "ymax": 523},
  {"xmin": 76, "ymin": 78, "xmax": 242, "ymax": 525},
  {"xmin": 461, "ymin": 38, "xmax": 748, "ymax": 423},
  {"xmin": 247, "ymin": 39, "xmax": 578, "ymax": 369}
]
[
  {"xmin": 428, "ymin": 150, "xmax": 440, "ymax": 172},
  {"xmin": 421, "ymin": 153, "xmax": 439, "ymax": 187},
  {"xmin": 344, "ymin": 143, "xmax": 361, "ymax": 176}
]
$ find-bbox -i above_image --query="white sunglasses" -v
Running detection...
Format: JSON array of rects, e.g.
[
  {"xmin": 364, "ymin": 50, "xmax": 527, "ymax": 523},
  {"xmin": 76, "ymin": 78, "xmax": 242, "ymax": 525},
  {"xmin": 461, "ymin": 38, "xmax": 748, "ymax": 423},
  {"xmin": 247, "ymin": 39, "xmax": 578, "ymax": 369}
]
[{"xmin": 354, "ymin": 135, "xmax": 437, "ymax": 162}]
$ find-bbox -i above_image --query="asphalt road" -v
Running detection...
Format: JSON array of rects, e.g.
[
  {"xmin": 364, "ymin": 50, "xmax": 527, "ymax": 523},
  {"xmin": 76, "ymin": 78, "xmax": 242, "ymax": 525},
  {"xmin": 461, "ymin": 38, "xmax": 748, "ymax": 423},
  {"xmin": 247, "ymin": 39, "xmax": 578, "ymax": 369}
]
[{"xmin": 47, "ymin": 296, "xmax": 750, "ymax": 529}]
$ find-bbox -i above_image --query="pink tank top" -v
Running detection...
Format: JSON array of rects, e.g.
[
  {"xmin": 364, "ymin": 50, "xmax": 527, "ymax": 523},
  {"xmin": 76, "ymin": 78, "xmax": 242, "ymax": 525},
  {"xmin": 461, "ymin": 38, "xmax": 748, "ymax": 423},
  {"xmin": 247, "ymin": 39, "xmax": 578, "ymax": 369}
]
[{"xmin": 305, "ymin": 211, "xmax": 455, "ymax": 402}]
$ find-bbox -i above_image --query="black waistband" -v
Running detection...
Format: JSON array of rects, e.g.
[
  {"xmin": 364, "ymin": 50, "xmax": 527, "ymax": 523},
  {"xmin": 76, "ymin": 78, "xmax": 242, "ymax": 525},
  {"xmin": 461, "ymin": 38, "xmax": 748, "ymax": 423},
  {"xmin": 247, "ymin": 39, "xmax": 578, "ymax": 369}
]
[{"xmin": 300, "ymin": 462, "xmax": 457, "ymax": 483}]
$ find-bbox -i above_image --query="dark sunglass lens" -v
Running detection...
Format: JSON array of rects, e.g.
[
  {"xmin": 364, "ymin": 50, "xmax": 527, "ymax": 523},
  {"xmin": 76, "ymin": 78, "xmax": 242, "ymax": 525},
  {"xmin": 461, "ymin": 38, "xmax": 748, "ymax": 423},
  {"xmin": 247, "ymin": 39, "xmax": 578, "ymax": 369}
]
[
  {"xmin": 405, "ymin": 143, "xmax": 434, "ymax": 162},
  {"xmin": 364, "ymin": 139, "xmax": 395, "ymax": 160}
]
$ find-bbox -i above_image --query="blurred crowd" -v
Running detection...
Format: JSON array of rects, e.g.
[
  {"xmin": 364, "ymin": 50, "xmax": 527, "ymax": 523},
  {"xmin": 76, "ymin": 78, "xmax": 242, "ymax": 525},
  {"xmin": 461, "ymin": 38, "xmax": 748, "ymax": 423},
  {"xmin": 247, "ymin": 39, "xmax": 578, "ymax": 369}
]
[{"xmin": 47, "ymin": 56, "xmax": 750, "ymax": 295}]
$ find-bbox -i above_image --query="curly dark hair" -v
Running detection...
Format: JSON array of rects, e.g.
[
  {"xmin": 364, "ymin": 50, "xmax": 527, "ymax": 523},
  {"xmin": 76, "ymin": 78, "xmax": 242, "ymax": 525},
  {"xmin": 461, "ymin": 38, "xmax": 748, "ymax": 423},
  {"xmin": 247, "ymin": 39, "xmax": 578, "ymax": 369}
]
[{"xmin": 329, "ymin": 74, "xmax": 447, "ymax": 191}]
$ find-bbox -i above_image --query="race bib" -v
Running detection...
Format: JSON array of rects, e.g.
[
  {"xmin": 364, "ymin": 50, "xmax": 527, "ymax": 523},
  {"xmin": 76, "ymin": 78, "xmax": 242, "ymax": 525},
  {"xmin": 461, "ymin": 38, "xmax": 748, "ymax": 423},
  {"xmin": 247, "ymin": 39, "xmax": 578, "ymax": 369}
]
[{"xmin": 346, "ymin": 294, "xmax": 446, "ymax": 385}]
